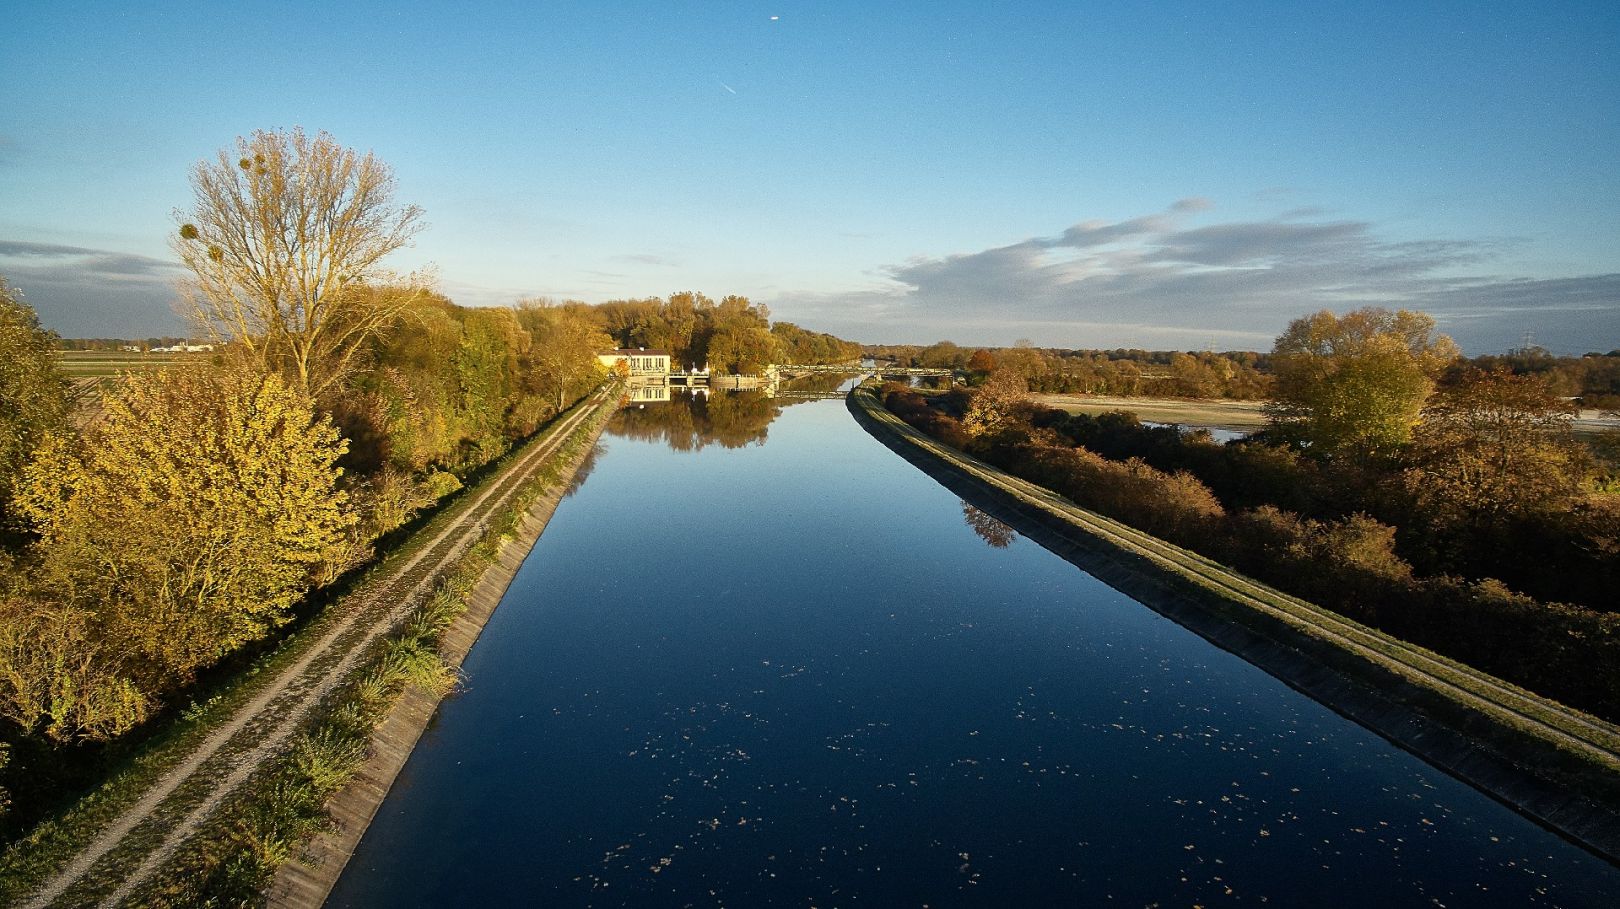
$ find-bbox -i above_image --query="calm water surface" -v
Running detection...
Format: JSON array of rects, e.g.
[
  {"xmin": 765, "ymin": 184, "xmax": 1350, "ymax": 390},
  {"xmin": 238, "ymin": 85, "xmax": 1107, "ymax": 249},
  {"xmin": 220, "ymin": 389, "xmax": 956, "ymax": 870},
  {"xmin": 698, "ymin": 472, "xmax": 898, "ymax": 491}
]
[{"xmin": 330, "ymin": 391, "xmax": 1619, "ymax": 907}]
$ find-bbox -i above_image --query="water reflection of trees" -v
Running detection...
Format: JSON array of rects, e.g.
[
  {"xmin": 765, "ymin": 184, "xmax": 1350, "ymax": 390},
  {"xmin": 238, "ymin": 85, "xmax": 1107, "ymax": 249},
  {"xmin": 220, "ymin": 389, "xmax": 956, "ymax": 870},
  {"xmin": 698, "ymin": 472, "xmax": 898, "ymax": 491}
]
[
  {"xmin": 565, "ymin": 441, "xmax": 603, "ymax": 497},
  {"xmin": 608, "ymin": 389, "xmax": 782, "ymax": 451},
  {"xmin": 962, "ymin": 501, "xmax": 1018, "ymax": 548},
  {"xmin": 776, "ymin": 372, "xmax": 862, "ymax": 396}
]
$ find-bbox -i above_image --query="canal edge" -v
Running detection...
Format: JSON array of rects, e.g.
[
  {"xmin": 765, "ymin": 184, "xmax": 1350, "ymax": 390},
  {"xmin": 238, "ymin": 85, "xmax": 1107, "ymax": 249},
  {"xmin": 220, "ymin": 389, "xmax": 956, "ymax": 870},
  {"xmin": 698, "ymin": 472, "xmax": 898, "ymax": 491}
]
[
  {"xmin": 846, "ymin": 383, "xmax": 1620, "ymax": 866},
  {"xmin": 265, "ymin": 395, "xmax": 618, "ymax": 909}
]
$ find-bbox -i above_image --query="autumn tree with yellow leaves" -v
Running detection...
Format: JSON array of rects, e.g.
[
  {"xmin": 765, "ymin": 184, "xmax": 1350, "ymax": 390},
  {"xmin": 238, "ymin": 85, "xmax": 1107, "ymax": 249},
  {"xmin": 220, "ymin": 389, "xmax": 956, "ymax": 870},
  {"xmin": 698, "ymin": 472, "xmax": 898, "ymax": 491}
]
[
  {"xmin": 1404, "ymin": 367, "xmax": 1590, "ymax": 529},
  {"xmin": 961, "ymin": 369, "xmax": 1029, "ymax": 440},
  {"xmin": 2, "ymin": 367, "xmax": 352, "ymax": 740},
  {"xmin": 515, "ymin": 299, "xmax": 614, "ymax": 413},
  {"xmin": 1266, "ymin": 307, "xmax": 1459, "ymax": 458},
  {"xmin": 0, "ymin": 277, "xmax": 69, "ymax": 536}
]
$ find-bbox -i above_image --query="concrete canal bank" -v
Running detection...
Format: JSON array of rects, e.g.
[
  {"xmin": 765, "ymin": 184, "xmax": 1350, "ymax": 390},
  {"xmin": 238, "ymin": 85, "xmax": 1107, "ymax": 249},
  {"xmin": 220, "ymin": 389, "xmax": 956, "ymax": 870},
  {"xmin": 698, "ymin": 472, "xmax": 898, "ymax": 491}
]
[
  {"xmin": 848, "ymin": 383, "xmax": 1620, "ymax": 865},
  {"xmin": 266, "ymin": 393, "xmax": 618, "ymax": 909}
]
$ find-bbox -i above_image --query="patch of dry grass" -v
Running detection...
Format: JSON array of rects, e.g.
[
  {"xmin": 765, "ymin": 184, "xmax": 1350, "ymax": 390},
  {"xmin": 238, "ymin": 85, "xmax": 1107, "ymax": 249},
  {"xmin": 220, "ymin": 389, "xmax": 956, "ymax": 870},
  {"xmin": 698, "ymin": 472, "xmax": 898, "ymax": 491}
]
[{"xmin": 1032, "ymin": 394, "xmax": 1270, "ymax": 432}]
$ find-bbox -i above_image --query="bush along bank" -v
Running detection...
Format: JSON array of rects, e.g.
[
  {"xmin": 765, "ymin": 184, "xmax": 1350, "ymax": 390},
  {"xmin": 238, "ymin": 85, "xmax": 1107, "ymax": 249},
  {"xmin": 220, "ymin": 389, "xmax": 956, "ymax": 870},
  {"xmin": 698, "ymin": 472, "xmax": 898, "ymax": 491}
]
[
  {"xmin": 131, "ymin": 392, "xmax": 616, "ymax": 907},
  {"xmin": 851, "ymin": 381, "xmax": 1620, "ymax": 863}
]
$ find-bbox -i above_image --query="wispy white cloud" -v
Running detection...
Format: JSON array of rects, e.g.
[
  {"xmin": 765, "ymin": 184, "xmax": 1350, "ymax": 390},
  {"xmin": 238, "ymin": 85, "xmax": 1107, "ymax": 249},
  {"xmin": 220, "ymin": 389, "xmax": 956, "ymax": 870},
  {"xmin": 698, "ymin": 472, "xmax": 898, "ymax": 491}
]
[
  {"xmin": 611, "ymin": 253, "xmax": 678, "ymax": 267},
  {"xmin": 770, "ymin": 202, "xmax": 1618, "ymax": 353}
]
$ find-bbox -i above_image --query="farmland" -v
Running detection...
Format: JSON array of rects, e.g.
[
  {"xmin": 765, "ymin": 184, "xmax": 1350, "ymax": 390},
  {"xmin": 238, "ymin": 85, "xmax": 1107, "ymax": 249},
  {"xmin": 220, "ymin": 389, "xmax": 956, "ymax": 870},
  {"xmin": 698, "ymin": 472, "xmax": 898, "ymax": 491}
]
[{"xmin": 56, "ymin": 350, "xmax": 205, "ymax": 419}]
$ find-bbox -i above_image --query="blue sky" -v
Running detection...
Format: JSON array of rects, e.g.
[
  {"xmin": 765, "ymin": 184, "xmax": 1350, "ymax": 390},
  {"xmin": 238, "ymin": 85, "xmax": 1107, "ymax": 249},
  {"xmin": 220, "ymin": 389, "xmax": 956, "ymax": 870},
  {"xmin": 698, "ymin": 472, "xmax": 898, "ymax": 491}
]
[{"xmin": 2, "ymin": 1, "xmax": 1616, "ymax": 353}]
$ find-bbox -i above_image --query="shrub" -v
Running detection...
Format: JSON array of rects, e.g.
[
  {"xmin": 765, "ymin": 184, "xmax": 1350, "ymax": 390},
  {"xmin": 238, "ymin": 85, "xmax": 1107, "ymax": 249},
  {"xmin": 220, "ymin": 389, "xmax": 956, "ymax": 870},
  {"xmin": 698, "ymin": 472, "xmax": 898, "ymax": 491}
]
[
  {"xmin": 995, "ymin": 442, "xmax": 1224, "ymax": 546},
  {"xmin": 1225, "ymin": 507, "xmax": 1411, "ymax": 620}
]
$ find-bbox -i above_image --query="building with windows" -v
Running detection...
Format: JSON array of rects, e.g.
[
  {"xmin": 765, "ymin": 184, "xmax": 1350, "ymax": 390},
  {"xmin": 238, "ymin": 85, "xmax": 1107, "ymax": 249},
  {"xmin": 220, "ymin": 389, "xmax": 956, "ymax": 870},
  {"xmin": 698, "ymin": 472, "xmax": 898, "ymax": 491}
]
[
  {"xmin": 627, "ymin": 383, "xmax": 671, "ymax": 403},
  {"xmin": 598, "ymin": 348, "xmax": 672, "ymax": 377}
]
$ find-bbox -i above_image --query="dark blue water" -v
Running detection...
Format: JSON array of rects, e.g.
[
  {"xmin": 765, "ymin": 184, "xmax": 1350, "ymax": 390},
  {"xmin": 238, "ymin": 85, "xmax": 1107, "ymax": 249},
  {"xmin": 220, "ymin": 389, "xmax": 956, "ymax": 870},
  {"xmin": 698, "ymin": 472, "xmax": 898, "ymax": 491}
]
[{"xmin": 329, "ymin": 392, "xmax": 1619, "ymax": 907}]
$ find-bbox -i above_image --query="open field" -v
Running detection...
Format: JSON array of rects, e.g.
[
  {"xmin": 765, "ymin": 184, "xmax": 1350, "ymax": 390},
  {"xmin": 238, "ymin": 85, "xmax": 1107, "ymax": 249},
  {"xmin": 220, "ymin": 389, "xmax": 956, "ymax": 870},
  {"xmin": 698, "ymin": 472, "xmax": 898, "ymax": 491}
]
[
  {"xmin": 57, "ymin": 351, "xmax": 210, "ymax": 423},
  {"xmin": 1032, "ymin": 394, "xmax": 1270, "ymax": 432},
  {"xmin": 55, "ymin": 350, "xmax": 198, "ymax": 379},
  {"xmin": 1033, "ymin": 393, "xmax": 1620, "ymax": 440}
]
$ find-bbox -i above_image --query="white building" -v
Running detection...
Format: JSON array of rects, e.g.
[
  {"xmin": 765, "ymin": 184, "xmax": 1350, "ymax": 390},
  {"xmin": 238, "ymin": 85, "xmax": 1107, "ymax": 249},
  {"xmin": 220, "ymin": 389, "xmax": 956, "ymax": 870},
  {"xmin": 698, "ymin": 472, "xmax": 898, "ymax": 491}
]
[{"xmin": 597, "ymin": 348, "xmax": 671, "ymax": 377}]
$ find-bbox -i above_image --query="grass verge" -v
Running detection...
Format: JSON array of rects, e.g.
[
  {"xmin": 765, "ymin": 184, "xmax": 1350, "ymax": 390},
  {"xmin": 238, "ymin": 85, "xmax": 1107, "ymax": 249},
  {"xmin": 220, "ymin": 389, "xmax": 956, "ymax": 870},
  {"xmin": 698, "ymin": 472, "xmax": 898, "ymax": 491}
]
[{"xmin": 1030, "ymin": 393, "xmax": 1270, "ymax": 431}]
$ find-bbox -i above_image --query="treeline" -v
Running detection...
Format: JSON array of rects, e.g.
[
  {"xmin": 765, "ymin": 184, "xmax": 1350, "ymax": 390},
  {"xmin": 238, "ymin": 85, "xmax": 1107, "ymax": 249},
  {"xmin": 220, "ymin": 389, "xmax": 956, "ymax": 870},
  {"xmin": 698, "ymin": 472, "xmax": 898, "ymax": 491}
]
[
  {"xmin": 0, "ymin": 285, "xmax": 610, "ymax": 774},
  {"xmin": 1456, "ymin": 347, "xmax": 1620, "ymax": 410},
  {"xmin": 868, "ymin": 340, "xmax": 1620, "ymax": 407},
  {"xmin": 880, "ymin": 308, "xmax": 1620, "ymax": 721},
  {"xmin": 588, "ymin": 292, "xmax": 860, "ymax": 374},
  {"xmin": 868, "ymin": 341, "xmax": 1275, "ymax": 399},
  {"xmin": 772, "ymin": 321, "xmax": 865, "ymax": 366}
]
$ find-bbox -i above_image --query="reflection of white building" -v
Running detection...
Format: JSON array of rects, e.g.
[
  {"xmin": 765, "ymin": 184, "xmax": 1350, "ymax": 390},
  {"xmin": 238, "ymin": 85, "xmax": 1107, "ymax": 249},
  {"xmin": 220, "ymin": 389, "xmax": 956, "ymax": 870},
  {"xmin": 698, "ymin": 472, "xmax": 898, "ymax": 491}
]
[
  {"xmin": 597, "ymin": 348, "xmax": 671, "ymax": 377},
  {"xmin": 628, "ymin": 383, "xmax": 671, "ymax": 403}
]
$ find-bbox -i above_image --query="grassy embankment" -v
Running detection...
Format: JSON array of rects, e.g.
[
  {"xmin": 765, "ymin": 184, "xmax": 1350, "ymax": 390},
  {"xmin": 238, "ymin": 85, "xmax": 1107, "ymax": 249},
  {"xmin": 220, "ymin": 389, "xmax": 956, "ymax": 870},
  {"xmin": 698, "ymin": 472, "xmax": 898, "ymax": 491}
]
[
  {"xmin": 849, "ymin": 382, "xmax": 1620, "ymax": 862},
  {"xmin": 0, "ymin": 387, "xmax": 617, "ymax": 907}
]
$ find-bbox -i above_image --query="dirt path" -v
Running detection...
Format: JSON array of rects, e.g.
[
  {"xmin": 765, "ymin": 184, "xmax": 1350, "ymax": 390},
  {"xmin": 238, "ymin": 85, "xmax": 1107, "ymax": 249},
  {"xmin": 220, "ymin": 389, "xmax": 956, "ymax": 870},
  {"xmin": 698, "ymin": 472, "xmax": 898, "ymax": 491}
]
[{"xmin": 20, "ymin": 389, "xmax": 614, "ymax": 909}]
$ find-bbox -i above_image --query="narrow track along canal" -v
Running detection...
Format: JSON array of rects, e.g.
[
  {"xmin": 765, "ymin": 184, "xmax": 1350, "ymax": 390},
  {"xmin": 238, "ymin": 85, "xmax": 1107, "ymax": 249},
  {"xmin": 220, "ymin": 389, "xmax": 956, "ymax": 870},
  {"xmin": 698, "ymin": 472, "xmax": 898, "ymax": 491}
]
[{"xmin": 329, "ymin": 389, "xmax": 1620, "ymax": 907}]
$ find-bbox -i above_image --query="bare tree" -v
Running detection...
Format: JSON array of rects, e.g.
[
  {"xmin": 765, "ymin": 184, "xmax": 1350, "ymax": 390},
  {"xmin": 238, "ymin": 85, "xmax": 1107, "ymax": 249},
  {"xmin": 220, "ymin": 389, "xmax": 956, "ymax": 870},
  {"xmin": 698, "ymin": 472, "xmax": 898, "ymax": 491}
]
[{"xmin": 173, "ymin": 128, "xmax": 427, "ymax": 399}]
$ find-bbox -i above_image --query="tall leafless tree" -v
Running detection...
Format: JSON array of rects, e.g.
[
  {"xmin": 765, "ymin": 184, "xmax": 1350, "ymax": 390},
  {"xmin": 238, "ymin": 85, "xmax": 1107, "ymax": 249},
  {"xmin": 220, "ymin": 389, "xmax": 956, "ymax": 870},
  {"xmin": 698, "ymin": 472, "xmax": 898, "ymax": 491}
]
[{"xmin": 173, "ymin": 128, "xmax": 427, "ymax": 399}]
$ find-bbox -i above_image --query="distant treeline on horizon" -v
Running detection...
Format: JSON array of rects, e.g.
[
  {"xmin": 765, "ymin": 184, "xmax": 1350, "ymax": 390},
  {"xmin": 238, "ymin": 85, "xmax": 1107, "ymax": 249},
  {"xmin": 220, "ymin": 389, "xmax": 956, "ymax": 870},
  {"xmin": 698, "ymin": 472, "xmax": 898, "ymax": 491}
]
[
  {"xmin": 54, "ymin": 332, "xmax": 1620, "ymax": 409},
  {"xmin": 864, "ymin": 340, "xmax": 1620, "ymax": 409}
]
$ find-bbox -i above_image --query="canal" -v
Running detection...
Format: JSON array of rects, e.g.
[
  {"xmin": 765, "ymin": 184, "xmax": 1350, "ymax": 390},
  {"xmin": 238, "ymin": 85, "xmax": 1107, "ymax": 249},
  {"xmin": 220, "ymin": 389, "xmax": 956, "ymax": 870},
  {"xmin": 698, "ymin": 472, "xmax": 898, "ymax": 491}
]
[{"xmin": 329, "ymin": 389, "xmax": 1619, "ymax": 907}]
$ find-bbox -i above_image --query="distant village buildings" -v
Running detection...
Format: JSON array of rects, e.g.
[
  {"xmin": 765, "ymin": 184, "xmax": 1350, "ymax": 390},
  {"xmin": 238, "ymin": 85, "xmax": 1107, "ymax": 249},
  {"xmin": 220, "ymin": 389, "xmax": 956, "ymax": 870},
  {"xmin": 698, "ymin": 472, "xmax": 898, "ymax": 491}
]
[{"xmin": 149, "ymin": 343, "xmax": 215, "ymax": 353}]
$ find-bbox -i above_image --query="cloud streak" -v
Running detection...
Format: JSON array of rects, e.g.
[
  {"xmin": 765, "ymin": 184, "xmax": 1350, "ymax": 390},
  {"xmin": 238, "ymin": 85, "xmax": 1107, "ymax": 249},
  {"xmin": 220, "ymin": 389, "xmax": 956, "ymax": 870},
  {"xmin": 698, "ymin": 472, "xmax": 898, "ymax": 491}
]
[
  {"xmin": 0, "ymin": 239, "xmax": 186, "ymax": 337},
  {"xmin": 3, "ymin": 205, "xmax": 1615, "ymax": 354},
  {"xmin": 772, "ymin": 201, "xmax": 1618, "ymax": 353}
]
